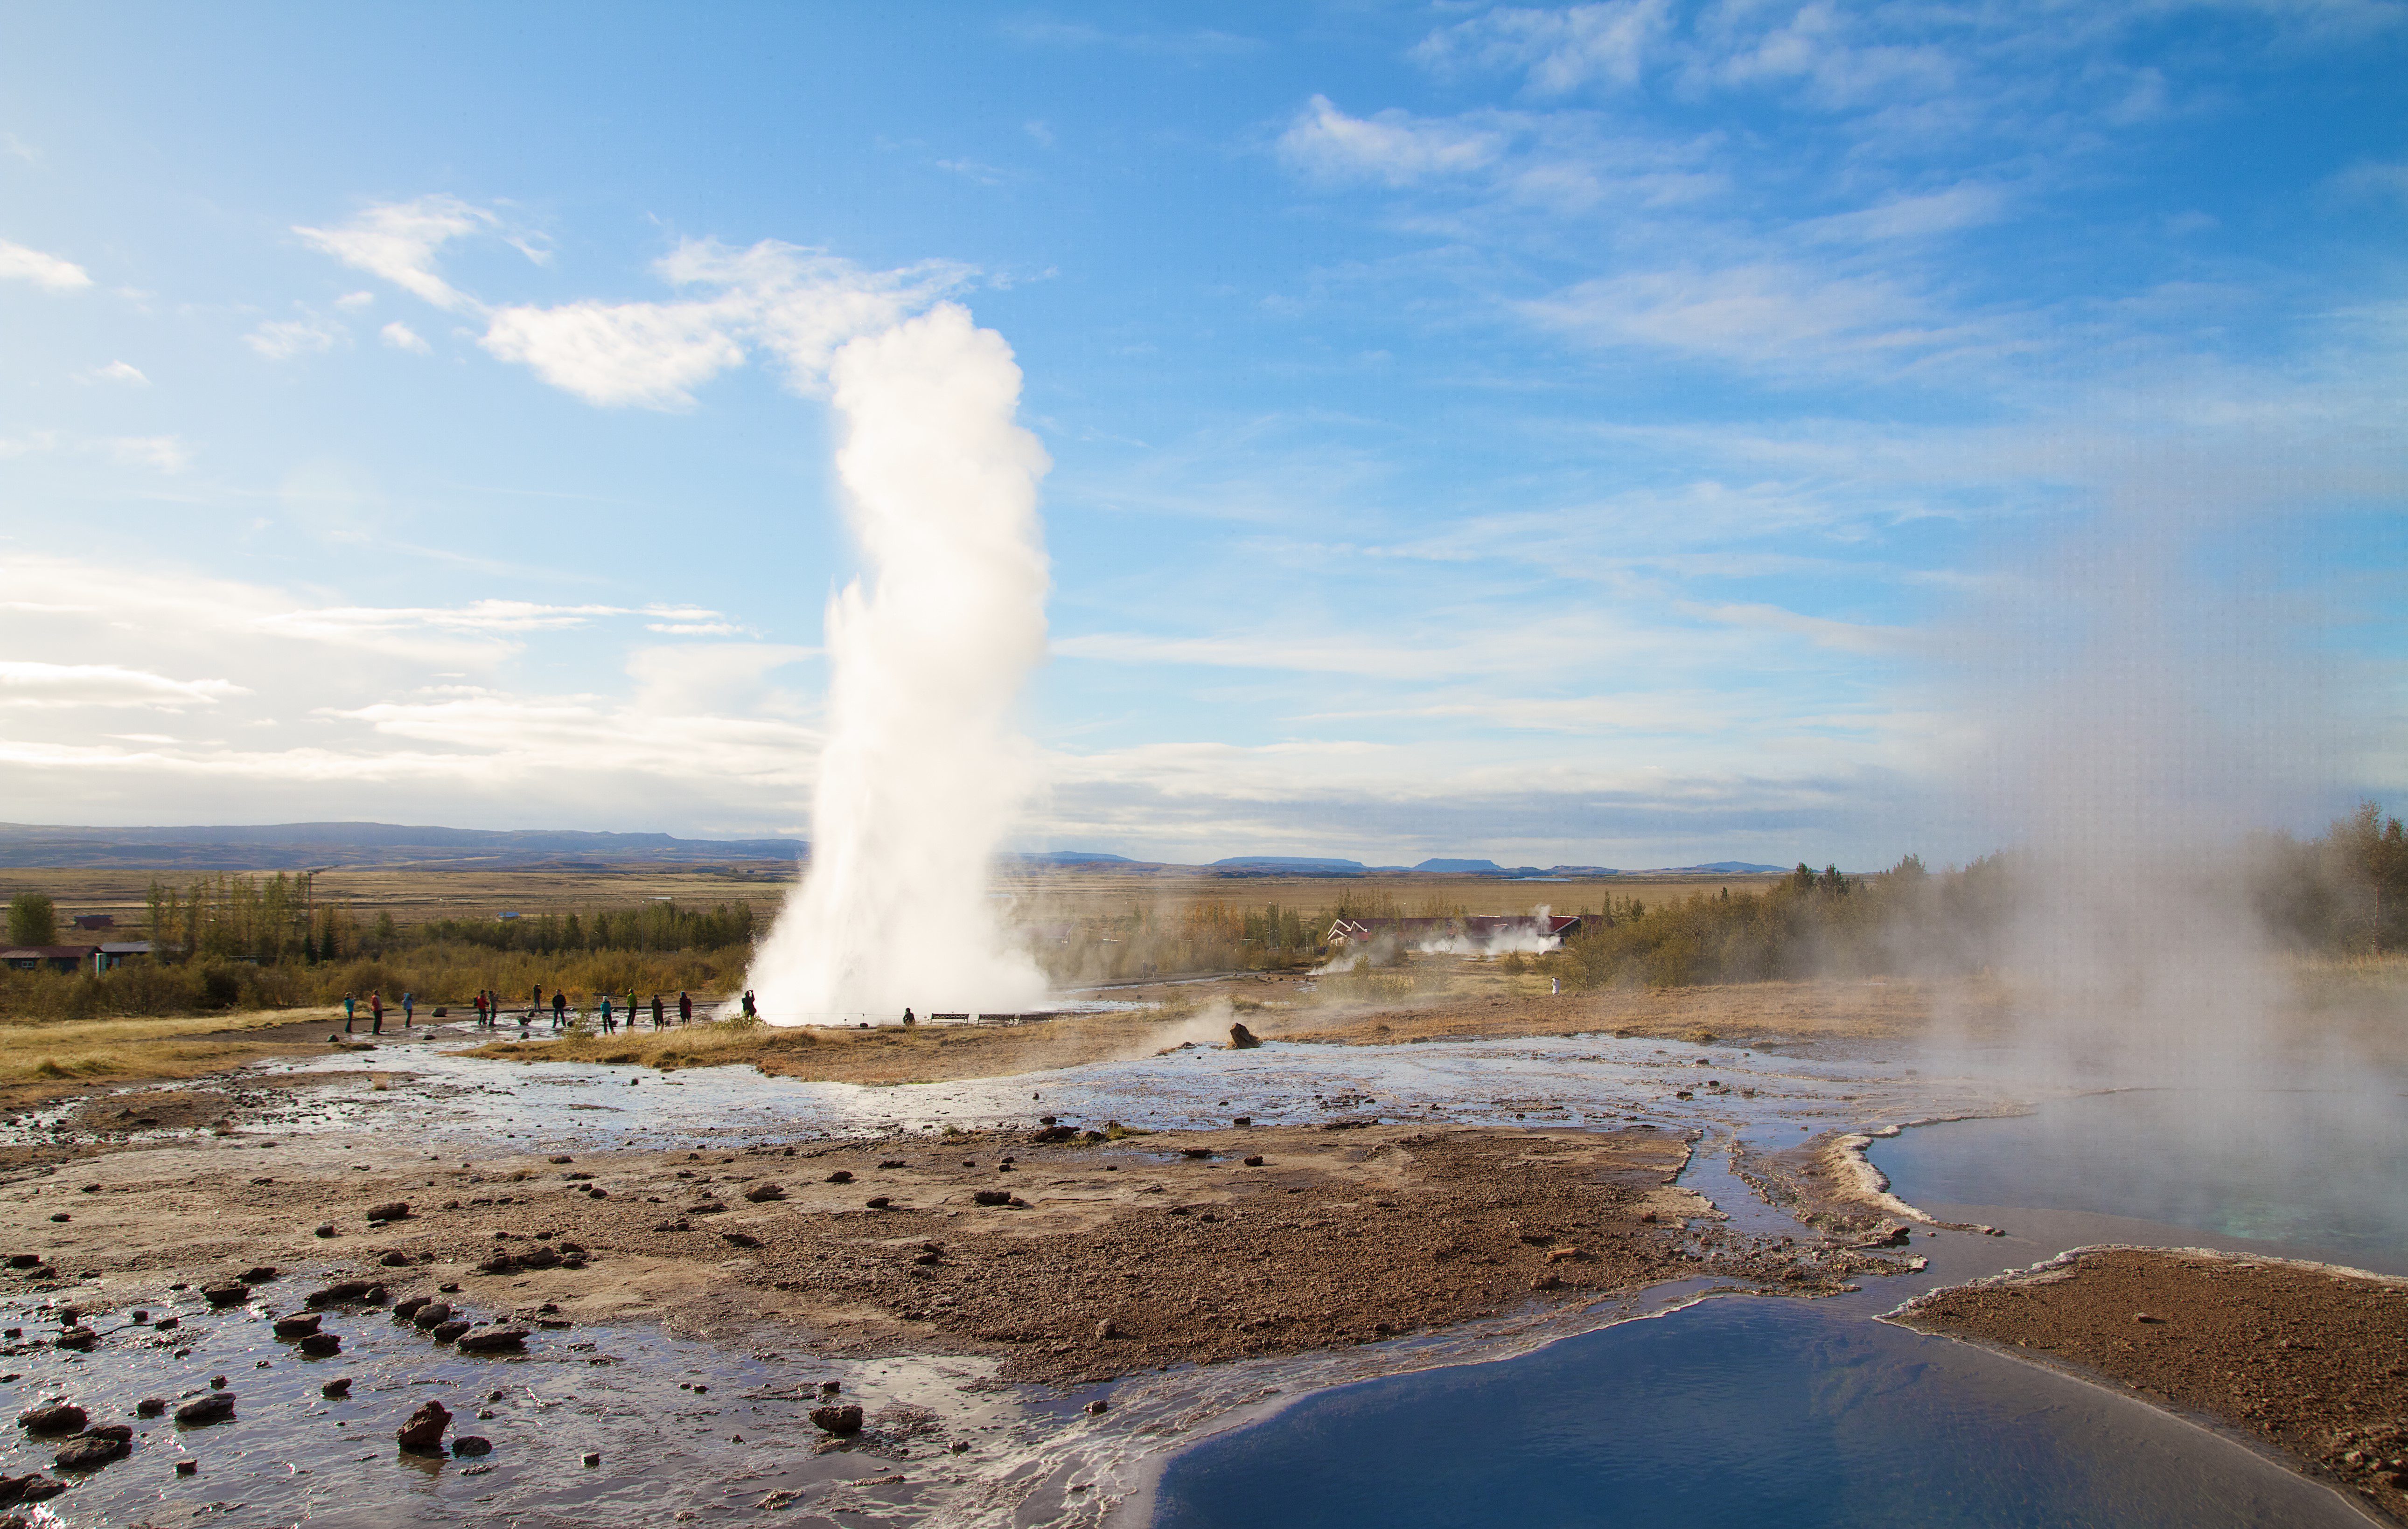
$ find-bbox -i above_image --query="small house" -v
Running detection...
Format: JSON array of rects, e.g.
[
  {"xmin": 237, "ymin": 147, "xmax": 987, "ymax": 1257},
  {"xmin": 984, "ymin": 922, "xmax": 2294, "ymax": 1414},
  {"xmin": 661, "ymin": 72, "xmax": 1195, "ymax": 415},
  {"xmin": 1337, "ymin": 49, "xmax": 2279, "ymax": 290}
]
[{"xmin": 1, "ymin": 944, "xmax": 101, "ymax": 974}]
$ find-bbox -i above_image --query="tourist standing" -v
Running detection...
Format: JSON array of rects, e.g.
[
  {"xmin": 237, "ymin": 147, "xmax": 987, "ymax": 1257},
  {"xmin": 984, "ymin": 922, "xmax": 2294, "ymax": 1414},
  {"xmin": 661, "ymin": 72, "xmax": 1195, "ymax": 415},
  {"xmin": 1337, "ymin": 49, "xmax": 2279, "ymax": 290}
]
[
  {"xmin": 600, "ymin": 992, "xmax": 614, "ymax": 1032},
  {"xmin": 369, "ymin": 990, "xmax": 384, "ymax": 1036},
  {"xmin": 650, "ymin": 993, "xmax": 665, "ymax": 1028},
  {"xmin": 343, "ymin": 992, "xmax": 356, "ymax": 1034},
  {"xmin": 741, "ymin": 990, "xmax": 757, "ymax": 1021},
  {"xmin": 473, "ymin": 990, "xmax": 487, "ymax": 1027},
  {"xmin": 678, "ymin": 990, "xmax": 691, "ymax": 1025},
  {"xmin": 402, "ymin": 991, "xmax": 415, "ymax": 1028},
  {"xmin": 551, "ymin": 989, "xmax": 567, "ymax": 1030}
]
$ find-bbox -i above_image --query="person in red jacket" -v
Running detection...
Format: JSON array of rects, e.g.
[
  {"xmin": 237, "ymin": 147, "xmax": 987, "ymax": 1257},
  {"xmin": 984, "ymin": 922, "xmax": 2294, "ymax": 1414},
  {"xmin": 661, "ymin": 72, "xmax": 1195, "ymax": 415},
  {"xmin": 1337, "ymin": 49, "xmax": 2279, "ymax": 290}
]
[
  {"xmin": 369, "ymin": 989, "xmax": 384, "ymax": 1036},
  {"xmin": 678, "ymin": 990, "xmax": 692, "ymax": 1025}
]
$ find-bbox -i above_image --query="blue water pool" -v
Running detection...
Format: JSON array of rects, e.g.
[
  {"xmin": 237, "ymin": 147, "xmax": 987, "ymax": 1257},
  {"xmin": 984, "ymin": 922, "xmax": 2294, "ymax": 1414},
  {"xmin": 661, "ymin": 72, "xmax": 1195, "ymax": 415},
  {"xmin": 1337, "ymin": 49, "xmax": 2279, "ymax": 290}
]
[{"xmin": 1151, "ymin": 1292, "xmax": 2362, "ymax": 1528}]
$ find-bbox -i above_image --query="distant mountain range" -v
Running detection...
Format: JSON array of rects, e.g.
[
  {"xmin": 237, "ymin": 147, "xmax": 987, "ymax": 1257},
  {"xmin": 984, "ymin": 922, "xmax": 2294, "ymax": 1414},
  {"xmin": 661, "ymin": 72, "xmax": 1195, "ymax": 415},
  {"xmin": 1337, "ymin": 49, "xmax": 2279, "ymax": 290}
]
[
  {"xmin": 0, "ymin": 821, "xmax": 1799, "ymax": 877},
  {"xmin": 0, "ymin": 821, "xmax": 804, "ymax": 872}
]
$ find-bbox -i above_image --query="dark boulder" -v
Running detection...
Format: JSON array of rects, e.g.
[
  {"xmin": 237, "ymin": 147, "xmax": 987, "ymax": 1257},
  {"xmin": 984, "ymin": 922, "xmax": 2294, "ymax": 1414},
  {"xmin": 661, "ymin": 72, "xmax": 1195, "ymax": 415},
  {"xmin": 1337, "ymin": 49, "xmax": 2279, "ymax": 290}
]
[
  {"xmin": 365, "ymin": 1202, "xmax": 410, "ymax": 1223},
  {"xmin": 306, "ymin": 1280, "xmax": 375, "ymax": 1308},
  {"xmin": 320, "ymin": 1378, "xmax": 351, "ymax": 1399},
  {"xmin": 201, "ymin": 1283, "xmax": 250, "ymax": 1308},
  {"xmin": 430, "ymin": 1320, "xmax": 471, "ymax": 1342},
  {"xmin": 396, "ymin": 1399, "xmax": 450, "ymax": 1455},
  {"xmin": 174, "ymin": 1393, "xmax": 235, "ymax": 1427},
  {"xmin": 272, "ymin": 1314, "xmax": 322, "ymax": 1339},
  {"xmin": 135, "ymin": 1398, "xmax": 167, "ymax": 1418},
  {"xmin": 972, "ymin": 1189, "xmax": 1012, "ymax": 1207},
  {"xmin": 411, "ymin": 1302, "xmax": 453, "ymax": 1330},
  {"xmin": 451, "ymin": 1435, "xmax": 492, "ymax": 1456},
  {"xmin": 0, "ymin": 1473, "xmax": 64, "ymax": 1506},
  {"xmin": 297, "ymin": 1332, "xmax": 342, "ymax": 1358},
  {"xmin": 16, "ymin": 1404, "xmax": 84, "ymax": 1436},
  {"xmin": 456, "ymin": 1327, "xmax": 529, "ymax": 1354},
  {"xmin": 744, "ymin": 1184, "xmax": 786, "ymax": 1202},
  {"xmin": 54, "ymin": 1426, "xmax": 131, "ymax": 1470},
  {"xmin": 1228, "ymin": 1023, "xmax": 1261, "ymax": 1049},
  {"xmin": 240, "ymin": 1265, "xmax": 278, "ymax": 1283},
  {"xmin": 809, "ymin": 1404, "xmax": 864, "ymax": 1436}
]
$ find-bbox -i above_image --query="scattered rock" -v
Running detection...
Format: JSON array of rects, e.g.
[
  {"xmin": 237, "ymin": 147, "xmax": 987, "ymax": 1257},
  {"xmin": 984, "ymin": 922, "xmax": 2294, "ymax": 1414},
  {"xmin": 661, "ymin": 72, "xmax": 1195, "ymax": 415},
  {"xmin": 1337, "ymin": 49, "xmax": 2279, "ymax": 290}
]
[
  {"xmin": 547, "ymin": 1155, "xmax": 573, "ymax": 1165},
  {"xmin": 721, "ymin": 1231, "xmax": 761, "ymax": 1249},
  {"xmin": 744, "ymin": 1184, "xmax": 786, "ymax": 1202},
  {"xmin": 365, "ymin": 1202, "xmax": 410, "ymax": 1223},
  {"xmin": 321, "ymin": 1378, "xmax": 351, "ymax": 1398},
  {"xmin": 430, "ymin": 1320, "xmax": 471, "ymax": 1342},
  {"xmin": 451, "ymin": 1435, "xmax": 492, "ymax": 1457},
  {"xmin": 52, "ymin": 1328, "xmax": 95, "ymax": 1352},
  {"xmin": 240, "ymin": 1265, "xmax": 278, "ymax": 1283},
  {"xmin": 392, "ymin": 1295, "xmax": 429, "ymax": 1319},
  {"xmin": 456, "ymin": 1327, "xmax": 529, "ymax": 1354},
  {"xmin": 808, "ymin": 1404, "xmax": 863, "ymax": 1436},
  {"xmin": 824, "ymin": 1171, "xmax": 853, "ymax": 1185},
  {"xmin": 412, "ymin": 1303, "xmax": 454, "ymax": 1330},
  {"xmin": 972, "ymin": 1189, "xmax": 1012, "ymax": 1207},
  {"xmin": 314, "ymin": 1224, "xmax": 335, "ymax": 1238},
  {"xmin": 174, "ymin": 1393, "xmax": 235, "ymax": 1427},
  {"xmin": 581, "ymin": 1451, "xmax": 601, "ymax": 1467},
  {"xmin": 136, "ymin": 1398, "xmax": 167, "ymax": 1418},
  {"xmin": 1242, "ymin": 1156, "xmax": 1265, "ymax": 1167},
  {"xmin": 200, "ymin": 1283, "xmax": 250, "ymax": 1308},
  {"xmin": 54, "ymin": 1426, "xmax": 130, "ymax": 1470},
  {"xmin": 297, "ymin": 1333, "xmax": 342, "ymax": 1358},
  {"xmin": 865, "ymin": 1196, "xmax": 892, "ymax": 1209},
  {"xmin": 0, "ymin": 1473, "xmax": 64, "ymax": 1506},
  {"xmin": 16, "ymin": 1405, "xmax": 84, "ymax": 1436},
  {"xmin": 378, "ymin": 1251, "xmax": 415, "ymax": 1268},
  {"xmin": 1233, "ymin": 1115, "xmax": 1251, "ymax": 1126},
  {"xmin": 4, "ymin": 1256, "xmax": 38, "ymax": 1270},
  {"xmin": 271, "ymin": 1314, "xmax": 322, "ymax": 1339},
  {"xmin": 1180, "ymin": 1148, "xmax": 1212, "ymax": 1160},
  {"xmin": 1228, "ymin": 1023, "xmax": 1261, "ymax": 1049},
  {"xmin": 1085, "ymin": 1400, "xmax": 1108, "ymax": 1415},
  {"xmin": 1094, "ymin": 1319, "xmax": 1122, "ymax": 1340},
  {"xmin": 397, "ymin": 1399, "xmax": 451, "ymax": 1455},
  {"xmin": 307, "ymin": 1280, "xmax": 375, "ymax": 1308},
  {"xmin": 175, "ymin": 1458, "xmax": 198, "ymax": 1475}
]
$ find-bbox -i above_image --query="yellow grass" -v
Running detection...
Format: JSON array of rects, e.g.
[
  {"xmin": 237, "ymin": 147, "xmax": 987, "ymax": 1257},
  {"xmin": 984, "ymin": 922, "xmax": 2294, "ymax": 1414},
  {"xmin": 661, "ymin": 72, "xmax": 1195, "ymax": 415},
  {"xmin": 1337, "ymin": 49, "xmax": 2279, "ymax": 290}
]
[{"xmin": 0, "ymin": 1008, "xmax": 327, "ymax": 1101}]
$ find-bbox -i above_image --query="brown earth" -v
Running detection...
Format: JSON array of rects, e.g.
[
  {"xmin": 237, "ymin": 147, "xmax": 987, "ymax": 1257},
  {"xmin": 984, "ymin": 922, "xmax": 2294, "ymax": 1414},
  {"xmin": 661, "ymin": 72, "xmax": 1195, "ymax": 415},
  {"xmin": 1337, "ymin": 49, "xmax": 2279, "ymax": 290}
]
[
  {"xmin": 1894, "ymin": 1246, "xmax": 2408, "ymax": 1523},
  {"xmin": 0, "ymin": 1121, "xmax": 1916, "ymax": 1385}
]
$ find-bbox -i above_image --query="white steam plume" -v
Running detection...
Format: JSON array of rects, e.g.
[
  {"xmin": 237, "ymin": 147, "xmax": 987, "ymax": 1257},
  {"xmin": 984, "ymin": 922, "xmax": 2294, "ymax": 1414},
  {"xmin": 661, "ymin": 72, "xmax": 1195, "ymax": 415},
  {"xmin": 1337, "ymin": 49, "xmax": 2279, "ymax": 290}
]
[{"xmin": 747, "ymin": 303, "xmax": 1054, "ymax": 1022}]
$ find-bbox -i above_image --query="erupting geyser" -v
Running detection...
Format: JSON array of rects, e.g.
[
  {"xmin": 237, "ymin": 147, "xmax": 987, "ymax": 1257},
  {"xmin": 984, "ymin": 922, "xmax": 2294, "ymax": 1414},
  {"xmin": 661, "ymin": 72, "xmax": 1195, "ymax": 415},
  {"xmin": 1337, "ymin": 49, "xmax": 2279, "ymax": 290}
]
[{"xmin": 747, "ymin": 303, "xmax": 1052, "ymax": 1022}]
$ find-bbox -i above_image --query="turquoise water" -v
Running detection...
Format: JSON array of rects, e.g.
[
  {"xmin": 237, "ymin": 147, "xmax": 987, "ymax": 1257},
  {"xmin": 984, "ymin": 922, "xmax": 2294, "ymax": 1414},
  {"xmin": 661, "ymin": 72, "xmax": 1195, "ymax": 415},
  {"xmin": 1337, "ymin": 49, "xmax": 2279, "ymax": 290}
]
[
  {"xmin": 1871, "ymin": 1088, "xmax": 2408, "ymax": 1267},
  {"xmin": 1151, "ymin": 1293, "xmax": 2360, "ymax": 1528}
]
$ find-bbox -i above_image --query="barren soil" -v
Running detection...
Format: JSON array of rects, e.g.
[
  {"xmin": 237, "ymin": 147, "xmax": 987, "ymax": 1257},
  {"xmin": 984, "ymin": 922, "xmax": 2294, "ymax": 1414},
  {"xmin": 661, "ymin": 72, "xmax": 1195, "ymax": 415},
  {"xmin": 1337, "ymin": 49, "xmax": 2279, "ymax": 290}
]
[
  {"xmin": 0, "ymin": 1119, "xmax": 1921, "ymax": 1388},
  {"xmin": 1894, "ymin": 1247, "xmax": 2408, "ymax": 1523}
]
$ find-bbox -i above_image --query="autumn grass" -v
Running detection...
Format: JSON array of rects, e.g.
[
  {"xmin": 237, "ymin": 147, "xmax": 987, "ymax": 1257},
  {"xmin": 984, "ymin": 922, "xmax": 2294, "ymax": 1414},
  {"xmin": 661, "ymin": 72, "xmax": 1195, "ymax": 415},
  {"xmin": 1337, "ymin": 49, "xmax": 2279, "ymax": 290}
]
[{"xmin": 0, "ymin": 1007, "xmax": 334, "ymax": 1104}]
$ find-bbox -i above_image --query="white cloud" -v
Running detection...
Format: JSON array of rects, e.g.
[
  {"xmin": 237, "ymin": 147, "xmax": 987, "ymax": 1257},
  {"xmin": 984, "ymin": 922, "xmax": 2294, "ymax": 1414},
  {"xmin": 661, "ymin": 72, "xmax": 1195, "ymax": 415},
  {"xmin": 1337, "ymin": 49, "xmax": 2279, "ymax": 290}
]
[
  {"xmin": 335, "ymin": 290, "xmax": 377, "ymax": 310},
  {"xmin": 79, "ymin": 361, "xmax": 150, "ymax": 386},
  {"xmin": 0, "ymin": 661, "xmax": 246, "ymax": 709},
  {"xmin": 1521, "ymin": 262, "xmax": 1957, "ymax": 373},
  {"xmin": 0, "ymin": 238, "xmax": 92, "ymax": 290},
  {"xmin": 380, "ymin": 320, "xmax": 431, "ymax": 354},
  {"xmin": 293, "ymin": 195, "xmax": 496, "ymax": 313},
  {"xmin": 1413, "ymin": 1, "xmax": 1669, "ymax": 93},
  {"xmin": 1798, "ymin": 184, "xmax": 2009, "ymax": 243},
  {"xmin": 245, "ymin": 317, "xmax": 345, "ymax": 360},
  {"xmin": 1279, "ymin": 96, "xmax": 1506, "ymax": 186},
  {"xmin": 478, "ymin": 239, "xmax": 970, "ymax": 409},
  {"xmin": 99, "ymin": 436, "xmax": 191, "ymax": 473}
]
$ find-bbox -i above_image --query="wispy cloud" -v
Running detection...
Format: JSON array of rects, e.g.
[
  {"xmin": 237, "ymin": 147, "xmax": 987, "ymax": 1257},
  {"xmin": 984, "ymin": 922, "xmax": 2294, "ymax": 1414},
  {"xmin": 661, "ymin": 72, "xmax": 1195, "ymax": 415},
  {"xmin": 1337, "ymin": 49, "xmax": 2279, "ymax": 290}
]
[
  {"xmin": 294, "ymin": 195, "xmax": 498, "ymax": 313},
  {"xmin": 0, "ymin": 238, "xmax": 91, "ymax": 290},
  {"xmin": 379, "ymin": 320, "xmax": 430, "ymax": 354},
  {"xmin": 245, "ymin": 316, "xmax": 345, "ymax": 360},
  {"xmin": 77, "ymin": 360, "xmax": 150, "ymax": 386},
  {"xmin": 0, "ymin": 661, "xmax": 246, "ymax": 709}
]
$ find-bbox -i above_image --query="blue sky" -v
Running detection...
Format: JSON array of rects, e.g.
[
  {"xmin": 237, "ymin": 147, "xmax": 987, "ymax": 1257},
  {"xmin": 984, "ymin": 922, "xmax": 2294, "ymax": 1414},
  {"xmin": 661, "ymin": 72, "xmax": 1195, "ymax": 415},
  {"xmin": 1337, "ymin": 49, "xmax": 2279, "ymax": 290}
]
[{"xmin": 2, "ymin": 1, "xmax": 2401, "ymax": 868}]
